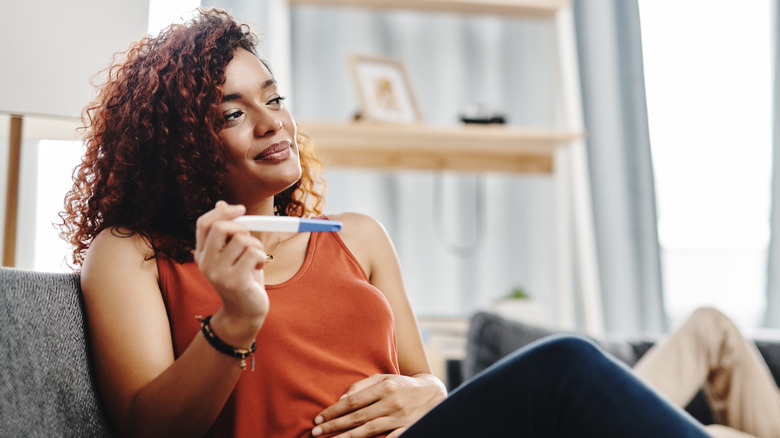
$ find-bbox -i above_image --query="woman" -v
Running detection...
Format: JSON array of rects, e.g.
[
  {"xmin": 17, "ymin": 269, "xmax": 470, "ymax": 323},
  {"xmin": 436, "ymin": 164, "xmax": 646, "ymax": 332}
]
[{"xmin": 61, "ymin": 8, "xmax": 710, "ymax": 437}]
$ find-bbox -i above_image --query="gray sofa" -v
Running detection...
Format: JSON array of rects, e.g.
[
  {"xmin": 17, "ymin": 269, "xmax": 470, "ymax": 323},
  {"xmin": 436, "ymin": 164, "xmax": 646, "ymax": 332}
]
[
  {"xmin": 462, "ymin": 311, "xmax": 780, "ymax": 426},
  {"xmin": 5, "ymin": 265, "xmax": 780, "ymax": 435},
  {"xmin": 0, "ymin": 267, "xmax": 113, "ymax": 437}
]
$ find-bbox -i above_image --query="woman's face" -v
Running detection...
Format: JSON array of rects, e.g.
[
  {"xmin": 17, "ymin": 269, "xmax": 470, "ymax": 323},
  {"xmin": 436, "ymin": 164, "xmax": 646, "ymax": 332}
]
[{"xmin": 218, "ymin": 48, "xmax": 301, "ymax": 205}]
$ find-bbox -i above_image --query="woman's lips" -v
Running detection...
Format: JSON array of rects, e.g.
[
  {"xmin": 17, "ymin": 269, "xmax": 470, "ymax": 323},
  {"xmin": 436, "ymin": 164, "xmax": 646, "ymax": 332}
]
[{"xmin": 254, "ymin": 141, "xmax": 291, "ymax": 162}]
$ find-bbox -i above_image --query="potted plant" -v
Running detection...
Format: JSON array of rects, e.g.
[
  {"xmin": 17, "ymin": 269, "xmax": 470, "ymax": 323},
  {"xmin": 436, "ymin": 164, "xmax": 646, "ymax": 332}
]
[{"xmin": 492, "ymin": 285, "xmax": 548, "ymax": 326}]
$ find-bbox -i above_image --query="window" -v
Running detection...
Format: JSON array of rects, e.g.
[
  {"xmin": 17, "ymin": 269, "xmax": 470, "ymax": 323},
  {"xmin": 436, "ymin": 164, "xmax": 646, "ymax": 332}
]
[
  {"xmin": 639, "ymin": 0, "xmax": 772, "ymax": 329},
  {"xmin": 31, "ymin": 141, "xmax": 83, "ymax": 271}
]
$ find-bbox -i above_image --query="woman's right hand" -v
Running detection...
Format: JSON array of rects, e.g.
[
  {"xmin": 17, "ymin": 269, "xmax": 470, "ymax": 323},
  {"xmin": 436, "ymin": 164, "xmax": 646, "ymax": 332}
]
[{"xmin": 194, "ymin": 201, "xmax": 269, "ymax": 341}]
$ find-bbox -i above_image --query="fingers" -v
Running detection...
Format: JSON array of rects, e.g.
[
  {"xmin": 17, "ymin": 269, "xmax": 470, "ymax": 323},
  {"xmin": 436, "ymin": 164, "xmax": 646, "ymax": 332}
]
[
  {"xmin": 202, "ymin": 222, "xmax": 251, "ymax": 261},
  {"xmin": 387, "ymin": 428, "xmax": 408, "ymax": 438},
  {"xmin": 313, "ymin": 408, "xmax": 393, "ymax": 438},
  {"xmin": 195, "ymin": 201, "xmax": 268, "ymax": 271},
  {"xmin": 195, "ymin": 201, "xmax": 246, "ymax": 262},
  {"xmin": 312, "ymin": 374, "xmax": 445, "ymax": 438},
  {"xmin": 208, "ymin": 233, "xmax": 265, "ymax": 277},
  {"xmin": 193, "ymin": 201, "xmax": 271, "ymax": 319},
  {"xmin": 314, "ymin": 417, "xmax": 395, "ymax": 438},
  {"xmin": 316, "ymin": 375, "xmax": 390, "ymax": 422},
  {"xmin": 313, "ymin": 377, "xmax": 403, "ymax": 437},
  {"xmin": 342, "ymin": 374, "xmax": 386, "ymax": 398}
]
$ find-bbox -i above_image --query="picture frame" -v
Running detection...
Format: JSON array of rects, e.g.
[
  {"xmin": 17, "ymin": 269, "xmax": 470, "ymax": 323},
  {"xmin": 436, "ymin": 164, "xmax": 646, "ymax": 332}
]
[{"xmin": 349, "ymin": 55, "xmax": 422, "ymax": 124}]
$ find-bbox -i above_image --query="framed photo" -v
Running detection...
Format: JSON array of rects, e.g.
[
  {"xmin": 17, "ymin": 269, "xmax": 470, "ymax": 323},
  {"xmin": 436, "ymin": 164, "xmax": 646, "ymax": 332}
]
[{"xmin": 349, "ymin": 55, "xmax": 421, "ymax": 124}]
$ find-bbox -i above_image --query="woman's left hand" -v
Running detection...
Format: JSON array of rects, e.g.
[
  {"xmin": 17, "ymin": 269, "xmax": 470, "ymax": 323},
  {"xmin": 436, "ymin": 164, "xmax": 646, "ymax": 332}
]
[{"xmin": 312, "ymin": 373, "xmax": 446, "ymax": 438}]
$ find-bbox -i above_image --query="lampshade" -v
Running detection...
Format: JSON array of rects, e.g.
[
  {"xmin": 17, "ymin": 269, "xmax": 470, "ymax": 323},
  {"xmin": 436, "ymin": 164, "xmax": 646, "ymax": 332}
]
[
  {"xmin": 0, "ymin": 0, "xmax": 150, "ymax": 120},
  {"xmin": 1, "ymin": 0, "xmax": 149, "ymax": 267}
]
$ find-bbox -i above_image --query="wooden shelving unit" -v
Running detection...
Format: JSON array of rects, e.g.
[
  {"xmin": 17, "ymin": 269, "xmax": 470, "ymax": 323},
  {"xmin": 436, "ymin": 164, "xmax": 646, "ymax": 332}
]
[
  {"xmin": 278, "ymin": 0, "xmax": 602, "ymax": 333},
  {"xmin": 284, "ymin": 0, "xmax": 578, "ymax": 174},
  {"xmin": 301, "ymin": 121, "xmax": 582, "ymax": 173}
]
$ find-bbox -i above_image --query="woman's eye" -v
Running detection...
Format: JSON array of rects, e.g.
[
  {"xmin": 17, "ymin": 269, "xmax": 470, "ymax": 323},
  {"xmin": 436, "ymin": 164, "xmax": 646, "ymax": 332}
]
[
  {"xmin": 267, "ymin": 96, "xmax": 286, "ymax": 110},
  {"xmin": 224, "ymin": 110, "xmax": 244, "ymax": 122}
]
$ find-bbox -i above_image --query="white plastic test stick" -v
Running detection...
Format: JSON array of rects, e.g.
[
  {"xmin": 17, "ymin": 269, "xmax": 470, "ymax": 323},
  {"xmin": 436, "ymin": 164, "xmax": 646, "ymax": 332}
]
[{"xmin": 234, "ymin": 216, "xmax": 342, "ymax": 232}]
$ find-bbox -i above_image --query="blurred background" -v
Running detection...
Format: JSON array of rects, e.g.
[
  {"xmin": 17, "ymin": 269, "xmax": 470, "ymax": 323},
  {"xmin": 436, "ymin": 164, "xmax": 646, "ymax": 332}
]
[{"xmin": 1, "ymin": 0, "xmax": 776, "ymax": 346}]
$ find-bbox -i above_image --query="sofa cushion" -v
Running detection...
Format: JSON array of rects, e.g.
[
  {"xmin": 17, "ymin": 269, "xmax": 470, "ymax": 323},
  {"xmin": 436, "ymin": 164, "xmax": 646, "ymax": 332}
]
[
  {"xmin": 462, "ymin": 312, "xmax": 720, "ymax": 424},
  {"xmin": 463, "ymin": 311, "xmax": 642, "ymax": 380},
  {"xmin": 755, "ymin": 337, "xmax": 780, "ymax": 386},
  {"xmin": 0, "ymin": 267, "xmax": 113, "ymax": 437}
]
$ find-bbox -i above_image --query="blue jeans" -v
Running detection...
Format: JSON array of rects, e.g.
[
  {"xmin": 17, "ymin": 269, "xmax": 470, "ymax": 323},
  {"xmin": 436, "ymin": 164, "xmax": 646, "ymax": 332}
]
[{"xmin": 402, "ymin": 335, "xmax": 709, "ymax": 437}]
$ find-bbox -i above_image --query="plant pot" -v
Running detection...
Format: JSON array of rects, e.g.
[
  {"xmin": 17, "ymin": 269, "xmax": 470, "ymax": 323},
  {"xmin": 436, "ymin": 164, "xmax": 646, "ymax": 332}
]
[{"xmin": 492, "ymin": 299, "xmax": 548, "ymax": 326}]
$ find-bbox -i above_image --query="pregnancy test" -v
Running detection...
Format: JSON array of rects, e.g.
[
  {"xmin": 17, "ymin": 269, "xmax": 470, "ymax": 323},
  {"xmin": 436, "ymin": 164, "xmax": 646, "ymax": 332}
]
[{"xmin": 234, "ymin": 216, "xmax": 342, "ymax": 232}]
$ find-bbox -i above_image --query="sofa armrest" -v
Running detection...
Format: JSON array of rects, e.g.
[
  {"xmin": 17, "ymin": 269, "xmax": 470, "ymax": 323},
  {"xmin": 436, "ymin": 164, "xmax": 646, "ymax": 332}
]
[{"xmin": 0, "ymin": 267, "xmax": 113, "ymax": 436}]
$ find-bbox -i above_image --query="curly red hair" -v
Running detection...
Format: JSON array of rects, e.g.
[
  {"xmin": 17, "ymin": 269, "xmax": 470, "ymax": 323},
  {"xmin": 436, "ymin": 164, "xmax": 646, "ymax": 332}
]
[{"xmin": 60, "ymin": 9, "xmax": 325, "ymax": 266}]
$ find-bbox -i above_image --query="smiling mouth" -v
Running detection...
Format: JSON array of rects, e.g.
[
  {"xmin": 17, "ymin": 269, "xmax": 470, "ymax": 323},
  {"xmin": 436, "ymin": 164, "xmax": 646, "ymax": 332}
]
[{"xmin": 254, "ymin": 141, "xmax": 291, "ymax": 161}]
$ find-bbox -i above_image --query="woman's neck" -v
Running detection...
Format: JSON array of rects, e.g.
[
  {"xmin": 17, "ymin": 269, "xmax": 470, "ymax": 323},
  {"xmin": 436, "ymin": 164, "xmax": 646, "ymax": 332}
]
[{"xmin": 240, "ymin": 197, "xmax": 276, "ymax": 216}]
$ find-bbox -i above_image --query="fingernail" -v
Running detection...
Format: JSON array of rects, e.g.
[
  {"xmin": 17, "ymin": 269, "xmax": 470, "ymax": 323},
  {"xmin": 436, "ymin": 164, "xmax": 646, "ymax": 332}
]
[
  {"xmin": 339, "ymin": 394, "xmax": 347, "ymax": 400},
  {"xmin": 314, "ymin": 415, "xmax": 323, "ymax": 424},
  {"xmin": 312, "ymin": 426, "xmax": 322, "ymax": 436}
]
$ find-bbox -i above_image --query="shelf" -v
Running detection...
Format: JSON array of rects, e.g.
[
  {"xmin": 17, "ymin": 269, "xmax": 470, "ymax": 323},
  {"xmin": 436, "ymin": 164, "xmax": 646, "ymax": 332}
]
[
  {"xmin": 0, "ymin": 114, "xmax": 80, "ymax": 141},
  {"xmin": 289, "ymin": 0, "xmax": 567, "ymax": 17},
  {"xmin": 299, "ymin": 121, "xmax": 582, "ymax": 173}
]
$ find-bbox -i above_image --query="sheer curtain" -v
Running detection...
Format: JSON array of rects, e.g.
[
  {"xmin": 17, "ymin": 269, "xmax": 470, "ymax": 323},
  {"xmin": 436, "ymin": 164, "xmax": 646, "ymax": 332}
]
[
  {"xmin": 203, "ymin": 0, "xmax": 664, "ymax": 333},
  {"xmin": 765, "ymin": 0, "xmax": 780, "ymax": 328},
  {"xmin": 573, "ymin": 0, "xmax": 665, "ymax": 333}
]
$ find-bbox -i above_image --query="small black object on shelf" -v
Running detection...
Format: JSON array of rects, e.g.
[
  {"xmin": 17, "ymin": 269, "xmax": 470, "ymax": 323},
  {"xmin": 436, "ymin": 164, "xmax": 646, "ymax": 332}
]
[
  {"xmin": 458, "ymin": 104, "xmax": 507, "ymax": 125},
  {"xmin": 460, "ymin": 115, "xmax": 507, "ymax": 124}
]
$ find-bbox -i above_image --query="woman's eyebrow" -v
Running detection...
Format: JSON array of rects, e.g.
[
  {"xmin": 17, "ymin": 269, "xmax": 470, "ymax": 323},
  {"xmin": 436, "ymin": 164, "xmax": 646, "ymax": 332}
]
[
  {"xmin": 222, "ymin": 92, "xmax": 242, "ymax": 103},
  {"xmin": 262, "ymin": 78, "xmax": 277, "ymax": 89},
  {"xmin": 221, "ymin": 79, "xmax": 277, "ymax": 103}
]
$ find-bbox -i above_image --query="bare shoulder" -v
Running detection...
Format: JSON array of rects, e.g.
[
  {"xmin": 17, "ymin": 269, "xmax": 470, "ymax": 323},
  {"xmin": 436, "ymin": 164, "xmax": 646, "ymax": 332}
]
[
  {"xmin": 81, "ymin": 226, "xmax": 158, "ymax": 291},
  {"xmin": 79, "ymin": 225, "xmax": 164, "ymax": 334},
  {"xmin": 327, "ymin": 212, "xmax": 398, "ymax": 280},
  {"xmin": 86, "ymin": 226, "xmax": 154, "ymax": 260},
  {"xmin": 79, "ymin": 227, "xmax": 162, "ymax": 331},
  {"xmin": 329, "ymin": 212, "xmax": 388, "ymax": 241}
]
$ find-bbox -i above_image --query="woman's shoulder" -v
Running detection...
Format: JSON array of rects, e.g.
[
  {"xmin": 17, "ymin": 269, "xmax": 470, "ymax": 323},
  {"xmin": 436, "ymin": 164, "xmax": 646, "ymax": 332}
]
[
  {"xmin": 327, "ymin": 212, "xmax": 390, "ymax": 243},
  {"xmin": 325, "ymin": 212, "xmax": 397, "ymax": 277},
  {"xmin": 327, "ymin": 211, "xmax": 383, "ymax": 226},
  {"xmin": 88, "ymin": 226, "xmax": 155, "ymax": 257},
  {"xmin": 82, "ymin": 226, "xmax": 158, "ymax": 287}
]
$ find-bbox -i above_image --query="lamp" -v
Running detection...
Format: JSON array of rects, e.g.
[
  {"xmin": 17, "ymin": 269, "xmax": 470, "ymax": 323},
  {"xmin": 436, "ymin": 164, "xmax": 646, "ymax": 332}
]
[{"xmin": 0, "ymin": 0, "xmax": 149, "ymax": 266}]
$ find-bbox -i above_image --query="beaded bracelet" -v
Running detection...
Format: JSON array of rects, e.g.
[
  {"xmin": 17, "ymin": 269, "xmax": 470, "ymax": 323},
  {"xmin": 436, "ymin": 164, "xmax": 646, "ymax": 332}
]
[{"xmin": 195, "ymin": 315, "xmax": 256, "ymax": 371}]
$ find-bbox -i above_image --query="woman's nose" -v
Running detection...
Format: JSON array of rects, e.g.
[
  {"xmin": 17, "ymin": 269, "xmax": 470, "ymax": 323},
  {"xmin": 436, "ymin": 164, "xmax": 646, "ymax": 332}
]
[{"xmin": 254, "ymin": 117, "xmax": 283, "ymax": 138}]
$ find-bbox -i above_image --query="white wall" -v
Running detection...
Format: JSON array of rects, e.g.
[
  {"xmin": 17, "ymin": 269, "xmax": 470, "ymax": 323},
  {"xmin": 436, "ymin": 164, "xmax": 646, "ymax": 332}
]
[{"xmin": 0, "ymin": 0, "xmax": 150, "ymax": 119}]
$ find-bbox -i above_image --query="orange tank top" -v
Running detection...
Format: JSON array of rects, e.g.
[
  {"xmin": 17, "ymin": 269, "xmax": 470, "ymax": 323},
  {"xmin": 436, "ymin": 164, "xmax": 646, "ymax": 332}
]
[{"xmin": 157, "ymin": 230, "xmax": 400, "ymax": 437}]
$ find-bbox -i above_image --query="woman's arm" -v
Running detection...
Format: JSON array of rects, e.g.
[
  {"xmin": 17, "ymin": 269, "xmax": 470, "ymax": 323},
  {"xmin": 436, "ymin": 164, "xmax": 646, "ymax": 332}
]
[
  {"xmin": 312, "ymin": 212, "xmax": 447, "ymax": 438},
  {"xmin": 81, "ymin": 202, "xmax": 269, "ymax": 437}
]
